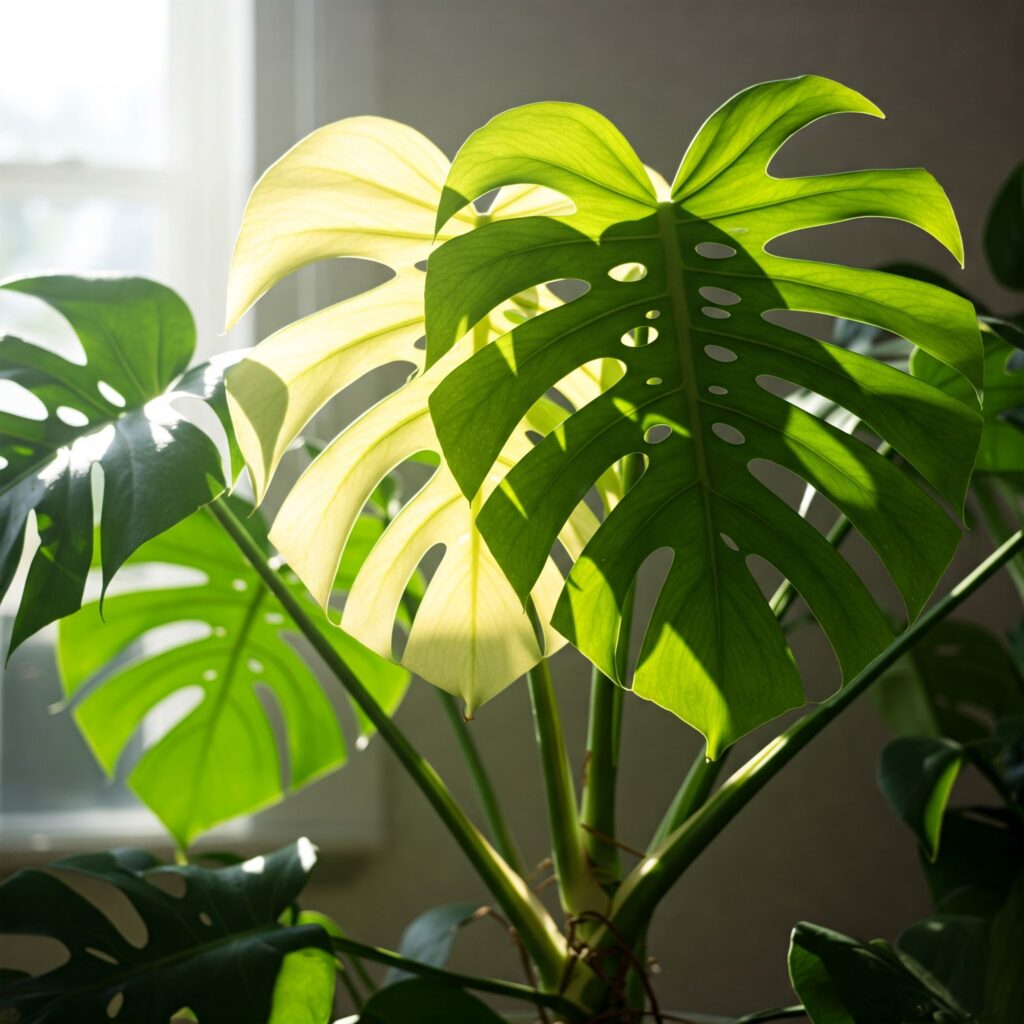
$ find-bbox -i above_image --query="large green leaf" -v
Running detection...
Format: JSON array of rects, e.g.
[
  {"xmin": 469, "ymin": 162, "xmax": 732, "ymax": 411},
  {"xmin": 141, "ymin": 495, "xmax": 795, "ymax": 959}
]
[
  {"xmin": 877, "ymin": 736, "xmax": 963, "ymax": 860},
  {"xmin": 0, "ymin": 275, "xmax": 231, "ymax": 653},
  {"xmin": 912, "ymin": 318, "xmax": 1024, "ymax": 481},
  {"xmin": 225, "ymin": 117, "xmax": 601, "ymax": 713},
  {"xmin": 0, "ymin": 839, "xmax": 332, "ymax": 1024},
  {"xmin": 788, "ymin": 922, "xmax": 974, "ymax": 1024},
  {"xmin": 56, "ymin": 501, "xmax": 409, "ymax": 849},
  {"xmin": 984, "ymin": 160, "xmax": 1024, "ymax": 292},
  {"xmin": 425, "ymin": 76, "xmax": 983, "ymax": 755}
]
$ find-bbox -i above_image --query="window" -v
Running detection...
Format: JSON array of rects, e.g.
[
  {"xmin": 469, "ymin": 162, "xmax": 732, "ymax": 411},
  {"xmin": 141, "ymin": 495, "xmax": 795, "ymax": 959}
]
[{"xmin": 0, "ymin": 0, "xmax": 386, "ymax": 856}]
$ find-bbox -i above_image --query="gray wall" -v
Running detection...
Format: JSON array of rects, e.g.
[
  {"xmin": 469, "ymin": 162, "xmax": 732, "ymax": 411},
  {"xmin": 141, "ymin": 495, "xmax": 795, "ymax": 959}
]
[{"xmin": 251, "ymin": 1, "xmax": 1024, "ymax": 1015}]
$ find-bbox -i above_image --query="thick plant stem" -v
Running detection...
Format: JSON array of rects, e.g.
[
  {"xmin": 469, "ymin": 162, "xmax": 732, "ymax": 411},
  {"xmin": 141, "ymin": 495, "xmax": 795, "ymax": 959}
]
[
  {"xmin": 581, "ymin": 666, "xmax": 624, "ymax": 884},
  {"xmin": 208, "ymin": 499, "xmax": 569, "ymax": 990},
  {"xmin": 581, "ymin": 453, "xmax": 641, "ymax": 884},
  {"xmin": 437, "ymin": 689, "xmax": 525, "ymax": 875},
  {"xmin": 648, "ymin": 742, "xmax": 724, "ymax": 851},
  {"xmin": 594, "ymin": 529, "xmax": 1024, "ymax": 957},
  {"xmin": 328, "ymin": 935, "xmax": 583, "ymax": 1020},
  {"xmin": 527, "ymin": 659, "xmax": 604, "ymax": 916}
]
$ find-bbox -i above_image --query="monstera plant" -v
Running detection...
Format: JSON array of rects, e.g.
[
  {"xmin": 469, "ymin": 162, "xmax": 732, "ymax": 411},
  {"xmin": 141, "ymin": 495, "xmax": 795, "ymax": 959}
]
[{"xmin": 0, "ymin": 76, "xmax": 1022, "ymax": 1024}]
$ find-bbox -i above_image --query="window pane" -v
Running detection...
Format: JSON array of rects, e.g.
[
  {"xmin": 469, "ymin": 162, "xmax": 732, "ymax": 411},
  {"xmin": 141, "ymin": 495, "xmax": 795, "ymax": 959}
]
[
  {"xmin": 0, "ymin": 624, "xmax": 138, "ymax": 816},
  {"xmin": 0, "ymin": 196, "xmax": 160, "ymax": 358},
  {"xmin": 0, "ymin": 0, "xmax": 168, "ymax": 168}
]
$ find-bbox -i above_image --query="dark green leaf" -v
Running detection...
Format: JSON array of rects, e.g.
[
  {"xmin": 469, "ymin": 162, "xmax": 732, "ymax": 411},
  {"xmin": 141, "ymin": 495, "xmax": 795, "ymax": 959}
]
[
  {"xmin": 425, "ymin": 76, "xmax": 982, "ymax": 756},
  {"xmin": 986, "ymin": 872, "xmax": 1024, "ymax": 1021},
  {"xmin": 56, "ymin": 501, "xmax": 409, "ymax": 849},
  {"xmin": 878, "ymin": 736, "xmax": 963, "ymax": 860},
  {"xmin": 360, "ymin": 979, "xmax": 506, "ymax": 1023},
  {"xmin": 0, "ymin": 839, "xmax": 331, "ymax": 1024},
  {"xmin": 922, "ymin": 810, "xmax": 1023, "ymax": 917},
  {"xmin": 0, "ymin": 275, "xmax": 231, "ymax": 653},
  {"xmin": 872, "ymin": 620, "xmax": 1024, "ymax": 743},
  {"xmin": 898, "ymin": 916, "xmax": 989, "ymax": 1016},
  {"xmin": 385, "ymin": 902, "xmax": 481, "ymax": 986},
  {"xmin": 788, "ymin": 922, "xmax": 973, "ymax": 1024},
  {"xmin": 984, "ymin": 161, "xmax": 1024, "ymax": 291}
]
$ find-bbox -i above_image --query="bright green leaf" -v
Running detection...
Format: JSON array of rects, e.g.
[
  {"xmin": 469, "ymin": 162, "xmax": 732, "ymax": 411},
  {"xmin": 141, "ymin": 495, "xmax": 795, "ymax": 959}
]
[
  {"xmin": 878, "ymin": 736, "xmax": 963, "ymax": 860},
  {"xmin": 56, "ymin": 500, "xmax": 408, "ymax": 849},
  {"xmin": 225, "ymin": 117, "xmax": 601, "ymax": 713},
  {"xmin": 0, "ymin": 275, "xmax": 231, "ymax": 653},
  {"xmin": 269, "ymin": 946, "xmax": 336, "ymax": 1024},
  {"xmin": 0, "ymin": 839, "xmax": 329, "ymax": 1024},
  {"xmin": 426, "ymin": 76, "xmax": 982, "ymax": 755}
]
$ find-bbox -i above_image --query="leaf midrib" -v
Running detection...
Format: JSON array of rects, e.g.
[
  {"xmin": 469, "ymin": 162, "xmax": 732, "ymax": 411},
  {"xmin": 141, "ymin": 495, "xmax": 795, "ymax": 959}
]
[{"xmin": 657, "ymin": 201, "xmax": 724, "ymax": 683}]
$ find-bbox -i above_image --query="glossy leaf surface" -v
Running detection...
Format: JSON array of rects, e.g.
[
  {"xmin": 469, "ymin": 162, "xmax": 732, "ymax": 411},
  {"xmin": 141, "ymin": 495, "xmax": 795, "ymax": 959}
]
[
  {"xmin": 788, "ymin": 922, "xmax": 973, "ymax": 1024},
  {"xmin": 0, "ymin": 275, "xmax": 229, "ymax": 653},
  {"xmin": 226, "ymin": 117, "xmax": 598, "ymax": 713},
  {"xmin": 56, "ymin": 502, "xmax": 408, "ymax": 849},
  {"xmin": 427, "ymin": 76, "xmax": 982, "ymax": 754},
  {"xmin": 878, "ymin": 736, "xmax": 963, "ymax": 860},
  {"xmin": 0, "ymin": 840, "xmax": 330, "ymax": 1024}
]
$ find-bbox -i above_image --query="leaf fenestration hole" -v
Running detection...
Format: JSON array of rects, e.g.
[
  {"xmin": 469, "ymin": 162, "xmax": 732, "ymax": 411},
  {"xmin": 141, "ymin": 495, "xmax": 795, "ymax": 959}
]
[
  {"xmin": 87, "ymin": 947, "xmax": 119, "ymax": 965},
  {"xmin": 231, "ymin": 579, "xmax": 247, "ymax": 592},
  {"xmin": 56, "ymin": 405, "xmax": 89, "ymax": 428},
  {"xmin": 106, "ymin": 992, "xmax": 124, "ymax": 1018},
  {"xmin": 247, "ymin": 658, "xmax": 264, "ymax": 673},
  {"xmin": 704, "ymin": 344, "xmax": 737, "ymax": 363},
  {"xmin": 199, "ymin": 912, "xmax": 213, "ymax": 927},
  {"xmin": 645, "ymin": 309, "xmax": 660, "ymax": 320},
  {"xmin": 0, "ymin": 379, "xmax": 48, "ymax": 420},
  {"xmin": 621, "ymin": 326, "xmax": 658, "ymax": 347},
  {"xmin": 695, "ymin": 242, "xmax": 736, "ymax": 260},
  {"xmin": 644, "ymin": 424, "xmax": 672, "ymax": 444},
  {"xmin": 414, "ymin": 259, "xmax": 428, "ymax": 272},
  {"xmin": 97, "ymin": 381, "xmax": 127, "ymax": 408},
  {"xmin": 701, "ymin": 306, "xmax": 731, "ymax": 320},
  {"xmin": 608, "ymin": 262, "xmax": 648, "ymax": 282},
  {"xmin": 646, "ymin": 377, "xmax": 663, "ymax": 386},
  {"xmin": 265, "ymin": 612, "xmax": 284, "ymax": 626},
  {"xmin": 712, "ymin": 422, "xmax": 745, "ymax": 446},
  {"xmin": 412, "ymin": 336, "xmax": 426, "ymax": 351},
  {"xmin": 720, "ymin": 533, "xmax": 739, "ymax": 551},
  {"xmin": 141, "ymin": 687, "xmax": 205, "ymax": 749},
  {"xmin": 708, "ymin": 385, "xmax": 728, "ymax": 396},
  {"xmin": 699, "ymin": 286, "xmax": 741, "ymax": 306}
]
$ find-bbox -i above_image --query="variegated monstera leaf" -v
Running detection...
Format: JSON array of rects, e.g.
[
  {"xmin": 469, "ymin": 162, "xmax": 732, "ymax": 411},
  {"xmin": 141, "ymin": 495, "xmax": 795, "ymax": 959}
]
[
  {"xmin": 225, "ymin": 118, "xmax": 607, "ymax": 713},
  {"xmin": 425, "ymin": 76, "xmax": 984, "ymax": 755}
]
